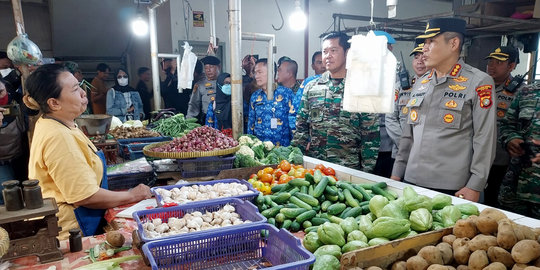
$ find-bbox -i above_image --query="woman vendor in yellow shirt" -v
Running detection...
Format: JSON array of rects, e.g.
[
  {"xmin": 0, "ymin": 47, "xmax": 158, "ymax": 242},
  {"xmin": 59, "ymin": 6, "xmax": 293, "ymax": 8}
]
[{"xmin": 24, "ymin": 64, "xmax": 152, "ymax": 240}]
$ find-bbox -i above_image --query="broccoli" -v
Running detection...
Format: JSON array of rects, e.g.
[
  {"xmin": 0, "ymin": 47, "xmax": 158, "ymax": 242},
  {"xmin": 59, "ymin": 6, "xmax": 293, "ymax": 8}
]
[
  {"xmin": 251, "ymin": 141, "xmax": 265, "ymax": 160},
  {"xmin": 236, "ymin": 153, "xmax": 262, "ymax": 167},
  {"xmin": 263, "ymin": 141, "xmax": 274, "ymax": 152},
  {"xmin": 237, "ymin": 145, "xmax": 255, "ymax": 159},
  {"xmin": 269, "ymin": 146, "xmax": 292, "ymax": 161},
  {"xmin": 287, "ymin": 147, "xmax": 303, "ymax": 165},
  {"xmin": 261, "ymin": 152, "xmax": 280, "ymax": 165}
]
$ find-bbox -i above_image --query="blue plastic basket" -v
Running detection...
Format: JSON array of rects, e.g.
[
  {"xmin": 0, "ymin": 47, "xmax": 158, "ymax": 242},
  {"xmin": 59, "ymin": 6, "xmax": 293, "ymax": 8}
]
[
  {"xmin": 142, "ymin": 223, "xmax": 315, "ymax": 270},
  {"xmin": 151, "ymin": 179, "xmax": 259, "ymax": 207},
  {"xmin": 177, "ymin": 155, "xmax": 235, "ymax": 178},
  {"xmin": 117, "ymin": 137, "xmax": 172, "ymax": 160},
  {"xmin": 133, "ymin": 198, "xmax": 266, "ymax": 243}
]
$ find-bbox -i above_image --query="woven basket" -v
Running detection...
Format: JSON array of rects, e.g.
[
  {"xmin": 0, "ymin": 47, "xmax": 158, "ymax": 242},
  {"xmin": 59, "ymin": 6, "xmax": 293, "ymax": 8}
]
[{"xmin": 143, "ymin": 141, "xmax": 240, "ymax": 159}]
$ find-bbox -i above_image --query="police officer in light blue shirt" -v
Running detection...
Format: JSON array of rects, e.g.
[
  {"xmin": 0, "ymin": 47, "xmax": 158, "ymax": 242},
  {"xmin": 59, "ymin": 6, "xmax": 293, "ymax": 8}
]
[{"xmin": 248, "ymin": 59, "xmax": 295, "ymax": 146}]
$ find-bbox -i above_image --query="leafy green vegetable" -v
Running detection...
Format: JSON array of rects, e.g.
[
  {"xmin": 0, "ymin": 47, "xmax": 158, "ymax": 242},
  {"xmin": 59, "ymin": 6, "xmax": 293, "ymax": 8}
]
[
  {"xmin": 440, "ymin": 205, "xmax": 462, "ymax": 227},
  {"xmin": 260, "ymin": 152, "xmax": 280, "ymax": 165},
  {"xmin": 431, "ymin": 194, "xmax": 452, "ymax": 210},
  {"xmin": 269, "ymin": 146, "xmax": 292, "ymax": 161},
  {"xmin": 369, "ymin": 195, "xmax": 389, "ymax": 218},
  {"xmin": 288, "ymin": 147, "xmax": 304, "ymax": 164},
  {"xmin": 75, "ymin": 255, "xmax": 141, "ymax": 270},
  {"xmin": 235, "ymin": 153, "xmax": 262, "ymax": 167},
  {"xmin": 252, "ymin": 143, "xmax": 265, "ymax": 160},
  {"xmin": 409, "ymin": 208, "xmax": 433, "ymax": 232},
  {"xmin": 456, "ymin": 203, "xmax": 479, "ymax": 216}
]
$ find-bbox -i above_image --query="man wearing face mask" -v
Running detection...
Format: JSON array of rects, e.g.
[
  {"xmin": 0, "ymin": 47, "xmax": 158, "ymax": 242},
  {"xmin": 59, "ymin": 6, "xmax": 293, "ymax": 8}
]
[
  {"xmin": 206, "ymin": 73, "xmax": 232, "ymax": 130},
  {"xmin": 0, "ymin": 52, "xmax": 22, "ymax": 94},
  {"xmin": 187, "ymin": 56, "xmax": 220, "ymax": 124}
]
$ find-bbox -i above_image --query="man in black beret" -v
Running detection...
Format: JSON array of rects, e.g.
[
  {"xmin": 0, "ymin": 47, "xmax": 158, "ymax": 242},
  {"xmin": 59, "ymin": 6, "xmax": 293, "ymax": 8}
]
[
  {"xmin": 187, "ymin": 56, "xmax": 221, "ymax": 124},
  {"xmin": 391, "ymin": 17, "xmax": 497, "ymax": 202},
  {"xmin": 483, "ymin": 46, "xmax": 522, "ymax": 207}
]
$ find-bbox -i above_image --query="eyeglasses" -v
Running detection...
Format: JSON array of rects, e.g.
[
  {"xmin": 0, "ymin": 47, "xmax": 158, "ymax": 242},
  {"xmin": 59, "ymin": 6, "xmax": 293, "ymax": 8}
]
[{"xmin": 117, "ymin": 75, "xmax": 128, "ymax": 79}]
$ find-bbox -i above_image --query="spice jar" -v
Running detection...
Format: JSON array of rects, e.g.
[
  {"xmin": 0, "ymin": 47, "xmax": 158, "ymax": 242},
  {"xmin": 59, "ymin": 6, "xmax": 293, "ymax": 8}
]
[
  {"xmin": 22, "ymin": 179, "xmax": 43, "ymax": 209},
  {"xmin": 69, "ymin": 228, "xmax": 83, "ymax": 252},
  {"xmin": 2, "ymin": 180, "xmax": 24, "ymax": 211}
]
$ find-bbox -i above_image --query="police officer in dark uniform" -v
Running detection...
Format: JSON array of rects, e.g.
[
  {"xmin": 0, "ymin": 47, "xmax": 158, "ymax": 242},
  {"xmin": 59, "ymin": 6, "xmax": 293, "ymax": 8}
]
[{"xmin": 187, "ymin": 56, "xmax": 220, "ymax": 124}]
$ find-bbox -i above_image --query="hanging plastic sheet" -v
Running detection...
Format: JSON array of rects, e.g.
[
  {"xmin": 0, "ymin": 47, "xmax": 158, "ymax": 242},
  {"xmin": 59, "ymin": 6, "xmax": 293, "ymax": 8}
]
[
  {"xmin": 178, "ymin": 41, "xmax": 198, "ymax": 90},
  {"xmin": 343, "ymin": 31, "xmax": 397, "ymax": 113}
]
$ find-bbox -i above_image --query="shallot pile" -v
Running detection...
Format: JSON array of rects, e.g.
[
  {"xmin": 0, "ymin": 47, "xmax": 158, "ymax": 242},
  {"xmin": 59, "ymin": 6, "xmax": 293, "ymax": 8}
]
[
  {"xmin": 155, "ymin": 183, "xmax": 254, "ymax": 205},
  {"xmin": 151, "ymin": 126, "xmax": 238, "ymax": 153},
  {"xmin": 142, "ymin": 204, "xmax": 251, "ymax": 239}
]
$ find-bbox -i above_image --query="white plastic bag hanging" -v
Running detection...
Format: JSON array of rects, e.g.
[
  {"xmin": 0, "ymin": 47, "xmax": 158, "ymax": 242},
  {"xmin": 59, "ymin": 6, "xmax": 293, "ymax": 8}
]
[
  {"xmin": 343, "ymin": 31, "xmax": 397, "ymax": 113},
  {"xmin": 178, "ymin": 41, "xmax": 198, "ymax": 90}
]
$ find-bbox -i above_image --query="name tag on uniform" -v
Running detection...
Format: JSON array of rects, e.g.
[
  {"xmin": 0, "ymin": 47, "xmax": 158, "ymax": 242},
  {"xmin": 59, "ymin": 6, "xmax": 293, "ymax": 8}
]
[{"xmin": 271, "ymin": 118, "xmax": 278, "ymax": 129}]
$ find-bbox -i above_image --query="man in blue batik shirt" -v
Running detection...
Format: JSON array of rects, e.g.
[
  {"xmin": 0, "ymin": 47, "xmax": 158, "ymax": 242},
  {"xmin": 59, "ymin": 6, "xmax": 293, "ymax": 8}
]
[{"xmin": 248, "ymin": 58, "xmax": 295, "ymax": 146}]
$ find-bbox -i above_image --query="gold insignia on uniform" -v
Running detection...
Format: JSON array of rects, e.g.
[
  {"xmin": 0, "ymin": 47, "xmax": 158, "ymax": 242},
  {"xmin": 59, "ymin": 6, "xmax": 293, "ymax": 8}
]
[
  {"xmin": 421, "ymin": 79, "xmax": 429, "ymax": 84},
  {"xmin": 257, "ymin": 118, "xmax": 262, "ymax": 124},
  {"xmin": 276, "ymin": 95, "xmax": 283, "ymax": 102},
  {"xmin": 453, "ymin": 76, "xmax": 468, "ymax": 83},
  {"xmin": 411, "ymin": 78, "xmax": 416, "ymax": 85},
  {"xmin": 208, "ymin": 90, "xmax": 214, "ymax": 94},
  {"xmin": 450, "ymin": 64, "xmax": 462, "ymax": 77},
  {"xmin": 448, "ymin": 84, "xmax": 466, "ymax": 91},
  {"xmin": 256, "ymin": 95, "xmax": 263, "ymax": 102},
  {"xmin": 402, "ymin": 106, "xmax": 409, "ymax": 115},
  {"xmin": 277, "ymin": 119, "xmax": 283, "ymax": 125},
  {"xmin": 475, "ymin": 85, "xmax": 493, "ymax": 109},
  {"xmin": 425, "ymin": 22, "xmax": 430, "ymax": 31},
  {"xmin": 211, "ymin": 96, "xmax": 215, "ymax": 101},
  {"xmin": 410, "ymin": 98, "xmax": 417, "ymax": 106},
  {"xmin": 495, "ymin": 48, "xmax": 501, "ymax": 53},
  {"xmin": 205, "ymin": 83, "xmax": 212, "ymax": 87},
  {"xmin": 208, "ymin": 117, "xmax": 214, "ymax": 123},
  {"xmin": 445, "ymin": 100, "xmax": 458, "ymax": 108},
  {"xmin": 498, "ymin": 102, "xmax": 507, "ymax": 109},
  {"xmin": 410, "ymin": 109, "xmax": 418, "ymax": 121},
  {"xmin": 427, "ymin": 70, "xmax": 434, "ymax": 79},
  {"xmin": 481, "ymin": 96, "xmax": 492, "ymax": 108},
  {"xmin": 443, "ymin": 113, "xmax": 454, "ymax": 123},
  {"xmin": 497, "ymin": 110, "xmax": 505, "ymax": 118}
]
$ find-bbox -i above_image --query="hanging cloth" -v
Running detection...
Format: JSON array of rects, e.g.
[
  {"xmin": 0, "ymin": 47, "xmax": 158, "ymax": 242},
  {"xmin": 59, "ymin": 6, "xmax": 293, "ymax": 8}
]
[{"xmin": 179, "ymin": 41, "xmax": 198, "ymax": 90}]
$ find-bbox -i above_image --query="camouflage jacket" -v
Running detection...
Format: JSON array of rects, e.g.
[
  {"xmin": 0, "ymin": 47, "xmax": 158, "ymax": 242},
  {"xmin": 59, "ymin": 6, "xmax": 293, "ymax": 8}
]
[
  {"xmin": 499, "ymin": 83, "xmax": 540, "ymax": 203},
  {"xmin": 291, "ymin": 71, "xmax": 380, "ymax": 172}
]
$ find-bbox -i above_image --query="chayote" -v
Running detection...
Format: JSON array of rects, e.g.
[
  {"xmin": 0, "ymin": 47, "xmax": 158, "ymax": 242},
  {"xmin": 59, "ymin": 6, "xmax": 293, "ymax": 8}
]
[
  {"xmin": 303, "ymin": 231, "xmax": 322, "ymax": 253},
  {"xmin": 347, "ymin": 230, "xmax": 368, "ymax": 243},
  {"xmin": 313, "ymin": 254, "xmax": 340, "ymax": 270},
  {"xmin": 313, "ymin": 244, "xmax": 342, "ymax": 260},
  {"xmin": 341, "ymin": 240, "xmax": 369, "ymax": 253},
  {"xmin": 317, "ymin": 222, "xmax": 346, "ymax": 247},
  {"xmin": 409, "ymin": 208, "xmax": 433, "ymax": 232},
  {"xmin": 340, "ymin": 217, "xmax": 359, "ymax": 236},
  {"xmin": 366, "ymin": 217, "xmax": 411, "ymax": 240}
]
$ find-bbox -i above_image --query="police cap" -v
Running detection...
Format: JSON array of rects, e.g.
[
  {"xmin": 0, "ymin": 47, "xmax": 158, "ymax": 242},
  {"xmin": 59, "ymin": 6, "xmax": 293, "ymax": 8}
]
[
  {"xmin": 416, "ymin": 17, "xmax": 466, "ymax": 43},
  {"xmin": 485, "ymin": 46, "xmax": 519, "ymax": 64},
  {"xmin": 201, "ymin": 56, "xmax": 221, "ymax": 66}
]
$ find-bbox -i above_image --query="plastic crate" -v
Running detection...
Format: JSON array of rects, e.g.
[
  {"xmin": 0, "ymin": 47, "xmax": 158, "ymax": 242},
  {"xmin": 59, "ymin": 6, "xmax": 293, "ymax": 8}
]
[
  {"xmin": 151, "ymin": 179, "xmax": 258, "ymax": 207},
  {"xmin": 177, "ymin": 155, "xmax": 235, "ymax": 178},
  {"xmin": 142, "ymin": 223, "xmax": 315, "ymax": 270},
  {"xmin": 117, "ymin": 137, "xmax": 172, "ymax": 160},
  {"xmin": 133, "ymin": 198, "xmax": 266, "ymax": 243},
  {"xmin": 108, "ymin": 171, "xmax": 156, "ymax": 191}
]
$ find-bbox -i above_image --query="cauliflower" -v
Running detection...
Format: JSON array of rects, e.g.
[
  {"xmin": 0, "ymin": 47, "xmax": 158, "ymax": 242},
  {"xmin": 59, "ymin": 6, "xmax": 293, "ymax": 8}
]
[
  {"xmin": 252, "ymin": 141, "xmax": 262, "ymax": 147},
  {"xmin": 263, "ymin": 141, "xmax": 274, "ymax": 151},
  {"xmin": 238, "ymin": 136, "xmax": 254, "ymax": 146},
  {"xmin": 237, "ymin": 145, "xmax": 255, "ymax": 159}
]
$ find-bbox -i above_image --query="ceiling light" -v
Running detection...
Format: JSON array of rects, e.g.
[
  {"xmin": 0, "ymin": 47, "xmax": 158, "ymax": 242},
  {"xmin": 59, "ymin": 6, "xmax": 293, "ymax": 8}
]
[
  {"xmin": 289, "ymin": 0, "xmax": 307, "ymax": 31},
  {"xmin": 131, "ymin": 13, "xmax": 148, "ymax": 36}
]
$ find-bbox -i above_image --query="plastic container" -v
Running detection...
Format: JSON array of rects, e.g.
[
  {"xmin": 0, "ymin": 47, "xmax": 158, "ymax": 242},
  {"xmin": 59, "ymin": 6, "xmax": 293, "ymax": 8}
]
[
  {"xmin": 133, "ymin": 198, "xmax": 266, "ymax": 243},
  {"xmin": 107, "ymin": 171, "xmax": 156, "ymax": 191},
  {"xmin": 177, "ymin": 155, "xmax": 235, "ymax": 178},
  {"xmin": 142, "ymin": 223, "xmax": 315, "ymax": 270},
  {"xmin": 117, "ymin": 137, "xmax": 172, "ymax": 160},
  {"xmin": 151, "ymin": 179, "xmax": 258, "ymax": 207}
]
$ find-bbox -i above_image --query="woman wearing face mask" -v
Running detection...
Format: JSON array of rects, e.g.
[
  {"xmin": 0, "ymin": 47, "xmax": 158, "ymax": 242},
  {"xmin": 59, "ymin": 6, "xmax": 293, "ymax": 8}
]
[
  {"xmin": 205, "ymin": 73, "xmax": 232, "ymax": 130},
  {"xmin": 106, "ymin": 68, "xmax": 144, "ymax": 122}
]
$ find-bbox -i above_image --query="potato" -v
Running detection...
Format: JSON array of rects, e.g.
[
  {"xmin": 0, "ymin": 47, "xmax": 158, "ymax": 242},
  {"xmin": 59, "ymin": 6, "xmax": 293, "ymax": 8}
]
[
  {"xmin": 523, "ymin": 267, "xmax": 540, "ymax": 270},
  {"xmin": 106, "ymin": 231, "xmax": 125, "ymax": 248},
  {"xmin": 407, "ymin": 255, "xmax": 429, "ymax": 270},
  {"xmin": 454, "ymin": 238, "xmax": 471, "ymax": 249},
  {"xmin": 476, "ymin": 216, "xmax": 498, "ymax": 235},
  {"xmin": 457, "ymin": 265, "xmax": 469, "ymax": 270},
  {"xmin": 512, "ymin": 264, "xmax": 528, "ymax": 270},
  {"xmin": 533, "ymin": 228, "xmax": 540, "ymax": 238},
  {"xmin": 487, "ymin": 246, "xmax": 515, "ymax": 268},
  {"xmin": 455, "ymin": 238, "xmax": 472, "ymax": 265},
  {"xmin": 443, "ymin": 234, "xmax": 457, "ymax": 246},
  {"xmin": 479, "ymin": 208, "xmax": 507, "ymax": 222},
  {"xmin": 419, "ymin": 246, "xmax": 444, "ymax": 265},
  {"xmin": 535, "ymin": 257, "xmax": 540, "ymax": 267},
  {"xmin": 468, "ymin": 215, "xmax": 479, "ymax": 226},
  {"xmin": 392, "ymin": 261, "xmax": 407, "ymax": 270},
  {"xmin": 498, "ymin": 219, "xmax": 518, "ymax": 250},
  {"xmin": 511, "ymin": 239, "xmax": 540, "ymax": 264},
  {"xmin": 448, "ymin": 266, "xmax": 457, "ymax": 270},
  {"xmin": 468, "ymin": 235, "xmax": 498, "ymax": 251},
  {"xmin": 455, "ymin": 219, "xmax": 479, "ymax": 239},
  {"xmin": 367, "ymin": 267, "xmax": 383, "ymax": 270},
  {"xmin": 437, "ymin": 242, "xmax": 454, "ymax": 264},
  {"xmin": 513, "ymin": 224, "xmax": 536, "ymax": 241},
  {"xmin": 468, "ymin": 250, "xmax": 489, "ymax": 270},
  {"xmin": 427, "ymin": 264, "xmax": 448, "ymax": 270},
  {"xmin": 482, "ymin": 262, "xmax": 506, "ymax": 270}
]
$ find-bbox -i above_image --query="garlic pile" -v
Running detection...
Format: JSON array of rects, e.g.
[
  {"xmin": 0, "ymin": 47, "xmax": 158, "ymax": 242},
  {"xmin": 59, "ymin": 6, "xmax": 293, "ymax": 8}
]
[
  {"xmin": 142, "ymin": 204, "xmax": 251, "ymax": 239},
  {"xmin": 155, "ymin": 183, "xmax": 254, "ymax": 205}
]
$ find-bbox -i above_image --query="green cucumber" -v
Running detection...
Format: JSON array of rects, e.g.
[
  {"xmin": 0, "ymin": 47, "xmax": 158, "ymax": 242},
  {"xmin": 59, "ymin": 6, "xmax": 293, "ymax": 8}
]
[
  {"xmin": 338, "ymin": 182, "xmax": 364, "ymax": 202},
  {"xmin": 280, "ymin": 207, "xmax": 308, "ymax": 218},
  {"xmin": 289, "ymin": 196, "xmax": 313, "ymax": 210},
  {"xmin": 308, "ymin": 185, "xmax": 314, "ymax": 196},
  {"xmin": 275, "ymin": 213, "xmax": 286, "ymax": 223},
  {"xmin": 313, "ymin": 176, "xmax": 329, "ymax": 198},
  {"xmin": 327, "ymin": 203, "xmax": 347, "ymax": 215},
  {"xmin": 372, "ymin": 184, "xmax": 396, "ymax": 201},
  {"xmin": 290, "ymin": 221, "xmax": 301, "ymax": 232},
  {"xmin": 304, "ymin": 173, "xmax": 314, "ymax": 184},
  {"xmin": 326, "ymin": 194, "xmax": 339, "ymax": 202},
  {"xmin": 337, "ymin": 190, "xmax": 345, "ymax": 202},
  {"xmin": 261, "ymin": 205, "xmax": 284, "ymax": 218},
  {"xmin": 288, "ymin": 187, "xmax": 300, "ymax": 196},
  {"xmin": 311, "ymin": 217, "xmax": 330, "ymax": 226},
  {"xmin": 304, "ymin": 226, "xmax": 319, "ymax": 233},
  {"xmin": 264, "ymin": 195, "xmax": 273, "ymax": 205},
  {"xmin": 340, "ymin": 207, "xmax": 352, "ymax": 218},
  {"xmin": 296, "ymin": 210, "xmax": 317, "ymax": 223},
  {"xmin": 294, "ymin": 193, "xmax": 319, "ymax": 207},
  {"xmin": 281, "ymin": 220, "xmax": 292, "ymax": 229},
  {"xmin": 268, "ymin": 218, "xmax": 276, "ymax": 226},
  {"xmin": 343, "ymin": 189, "xmax": 360, "ymax": 207},
  {"xmin": 326, "ymin": 176, "xmax": 337, "ymax": 186},
  {"xmin": 272, "ymin": 192, "xmax": 291, "ymax": 204},
  {"xmin": 289, "ymin": 178, "xmax": 311, "ymax": 187},
  {"xmin": 302, "ymin": 220, "xmax": 313, "ymax": 229},
  {"xmin": 324, "ymin": 186, "xmax": 338, "ymax": 196},
  {"xmin": 328, "ymin": 215, "xmax": 344, "ymax": 224},
  {"xmin": 313, "ymin": 169, "xmax": 323, "ymax": 183},
  {"xmin": 342, "ymin": 206, "xmax": 363, "ymax": 218},
  {"xmin": 353, "ymin": 184, "xmax": 372, "ymax": 201},
  {"xmin": 284, "ymin": 203, "xmax": 299, "ymax": 208},
  {"xmin": 271, "ymin": 183, "xmax": 288, "ymax": 193},
  {"xmin": 300, "ymin": 186, "xmax": 308, "ymax": 194},
  {"xmin": 321, "ymin": 201, "xmax": 332, "ymax": 211},
  {"xmin": 256, "ymin": 192, "xmax": 265, "ymax": 205}
]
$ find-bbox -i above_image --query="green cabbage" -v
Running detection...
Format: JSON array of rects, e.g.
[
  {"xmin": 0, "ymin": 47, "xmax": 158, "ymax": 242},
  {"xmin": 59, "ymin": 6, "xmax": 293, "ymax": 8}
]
[
  {"xmin": 409, "ymin": 208, "xmax": 433, "ymax": 232},
  {"xmin": 431, "ymin": 194, "xmax": 452, "ymax": 210},
  {"xmin": 369, "ymin": 195, "xmax": 389, "ymax": 218},
  {"xmin": 440, "ymin": 205, "xmax": 462, "ymax": 227}
]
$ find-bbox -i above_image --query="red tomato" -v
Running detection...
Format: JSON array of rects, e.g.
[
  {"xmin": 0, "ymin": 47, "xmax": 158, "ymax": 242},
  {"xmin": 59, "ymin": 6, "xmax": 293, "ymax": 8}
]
[
  {"xmin": 294, "ymin": 168, "xmax": 306, "ymax": 178},
  {"xmin": 279, "ymin": 160, "xmax": 291, "ymax": 172},
  {"xmin": 315, "ymin": 164, "xmax": 326, "ymax": 171},
  {"xmin": 307, "ymin": 169, "xmax": 314, "ymax": 175},
  {"xmin": 263, "ymin": 167, "xmax": 274, "ymax": 174},
  {"xmin": 260, "ymin": 173, "xmax": 273, "ymax": 183},
  {"xmin": 249, "ymin": 174, "xmax": 258, "ymax": 180},
  {"xmin": 257, "ymin": 170, "xmax": 265, "ymax": 178},
  {"xmin": 323, "ymin": 167, "xmax": 336, "ymax": 176},
  {"xmin": 278, "ymin": 174, "xmax": 289, "ymax": 184}
]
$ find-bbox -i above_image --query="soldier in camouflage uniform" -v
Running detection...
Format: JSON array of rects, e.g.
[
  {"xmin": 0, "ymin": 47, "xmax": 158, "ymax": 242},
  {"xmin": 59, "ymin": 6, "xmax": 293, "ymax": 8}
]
[
  {"xmin": 498, "ymin": 83, "xmax": 540, "ymax": 218},
  {"xmin": 291, "ymin": 32, "xmax": 380, "ymax": 172}
]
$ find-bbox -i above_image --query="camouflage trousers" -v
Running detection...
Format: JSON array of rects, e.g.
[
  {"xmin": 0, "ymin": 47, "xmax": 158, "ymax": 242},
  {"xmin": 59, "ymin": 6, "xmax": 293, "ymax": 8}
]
[{"xmin": 498, "ymin": 157, "xmax": 540, "ymax": 219}]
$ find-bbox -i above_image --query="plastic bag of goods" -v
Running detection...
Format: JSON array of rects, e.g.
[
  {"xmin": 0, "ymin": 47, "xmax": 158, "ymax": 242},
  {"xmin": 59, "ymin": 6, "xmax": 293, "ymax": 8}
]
[{"xmin": 7, "ymin": 33, "xmax": 42, "ymax": 65}]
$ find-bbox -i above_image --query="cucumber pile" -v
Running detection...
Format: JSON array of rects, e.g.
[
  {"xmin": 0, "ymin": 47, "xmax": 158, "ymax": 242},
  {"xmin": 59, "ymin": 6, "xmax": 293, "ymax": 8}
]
[{"xmin": 253, "ymin": 170, "xmax": 397, "ymax": 233}]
